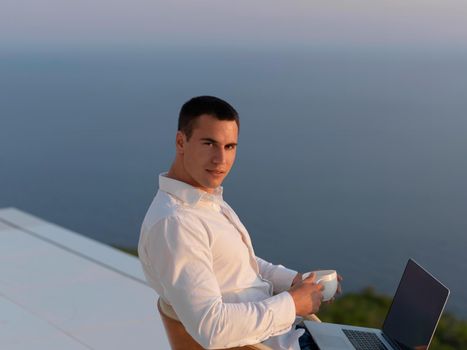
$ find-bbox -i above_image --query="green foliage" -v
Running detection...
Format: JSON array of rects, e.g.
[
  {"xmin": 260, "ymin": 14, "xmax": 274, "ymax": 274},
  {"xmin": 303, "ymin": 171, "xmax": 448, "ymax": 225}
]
[
  {"xmin": 115, "ymin": 246, "xmax": 138, "ymax": 256},
  {"xmin": 318, "ymin": 287, "xmax": 391, "ymax": 328},
  {"xmin": 318, "ymin": 287, "xmax": 467, "ymax": 350}
]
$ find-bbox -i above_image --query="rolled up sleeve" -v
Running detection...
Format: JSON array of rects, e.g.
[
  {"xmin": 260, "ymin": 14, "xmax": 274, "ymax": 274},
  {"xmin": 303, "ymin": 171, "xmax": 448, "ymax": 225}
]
[{"xmin": 256, "ymin": 257, "xmax": 298, "ymax": 294}]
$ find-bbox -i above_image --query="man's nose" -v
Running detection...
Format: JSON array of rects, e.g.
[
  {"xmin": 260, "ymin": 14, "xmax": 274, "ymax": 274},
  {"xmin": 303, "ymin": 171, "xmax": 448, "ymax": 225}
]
[{"xmin": 212, "ymin": 148, "xmax": 226, "ymax": 164}]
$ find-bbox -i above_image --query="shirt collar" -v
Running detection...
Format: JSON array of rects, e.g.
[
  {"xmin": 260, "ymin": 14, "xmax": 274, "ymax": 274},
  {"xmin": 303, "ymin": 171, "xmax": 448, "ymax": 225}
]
[{"xmin": 159, "ymin": 173, "xmax": 224, "ymax": 206}]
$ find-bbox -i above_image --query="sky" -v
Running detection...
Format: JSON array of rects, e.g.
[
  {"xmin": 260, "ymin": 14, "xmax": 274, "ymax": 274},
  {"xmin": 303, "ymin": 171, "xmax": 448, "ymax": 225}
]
[{"xmin": 2, "ymin": 0, "xmax": 467, "ymax": 52}]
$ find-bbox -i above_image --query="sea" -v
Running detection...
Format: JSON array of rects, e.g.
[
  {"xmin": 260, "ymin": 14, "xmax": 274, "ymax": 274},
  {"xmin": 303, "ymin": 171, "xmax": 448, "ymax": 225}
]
[{"xmin": 1, "ymin": 46, "xmax": 466, "ymax": 318}]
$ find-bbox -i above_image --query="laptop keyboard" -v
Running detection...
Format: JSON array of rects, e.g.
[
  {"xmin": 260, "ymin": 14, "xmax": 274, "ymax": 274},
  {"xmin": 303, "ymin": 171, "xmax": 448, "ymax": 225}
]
[{"xmin": 342, "ymin": 329, "xmax": 389, "ymax": 350}]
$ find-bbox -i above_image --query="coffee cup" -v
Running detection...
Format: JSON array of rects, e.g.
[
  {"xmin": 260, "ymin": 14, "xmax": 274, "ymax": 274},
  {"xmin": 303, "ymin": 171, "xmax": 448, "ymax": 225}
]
[{"xmin": 302, "ymin": 270, "xmax": 338, "ymax": 301}]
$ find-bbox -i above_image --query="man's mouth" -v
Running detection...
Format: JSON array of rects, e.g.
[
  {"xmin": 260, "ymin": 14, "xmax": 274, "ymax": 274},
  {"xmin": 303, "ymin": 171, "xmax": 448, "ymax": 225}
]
[{"xmin": 206, "ymin": 169, "xmax": 225, "ymax": 175}]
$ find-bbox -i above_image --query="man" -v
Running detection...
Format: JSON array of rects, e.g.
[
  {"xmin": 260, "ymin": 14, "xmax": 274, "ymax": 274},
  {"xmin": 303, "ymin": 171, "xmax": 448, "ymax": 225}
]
[{"xmin": 138, "ymin": 96, "xmax": 339, "ymax": 350}]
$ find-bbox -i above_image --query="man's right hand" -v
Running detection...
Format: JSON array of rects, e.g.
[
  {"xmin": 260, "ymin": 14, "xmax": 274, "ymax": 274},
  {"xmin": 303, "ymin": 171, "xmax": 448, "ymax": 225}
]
[{"xmin": 288, "ymin": 272, "xmax": 324, "ymax": 316}]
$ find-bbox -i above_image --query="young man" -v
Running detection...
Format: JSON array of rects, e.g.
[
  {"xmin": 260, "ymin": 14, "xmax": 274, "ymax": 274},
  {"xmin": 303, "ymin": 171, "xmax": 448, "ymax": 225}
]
[{"xmin": 138, "ymin": 96, "xmax": 335, "ymax": 350}]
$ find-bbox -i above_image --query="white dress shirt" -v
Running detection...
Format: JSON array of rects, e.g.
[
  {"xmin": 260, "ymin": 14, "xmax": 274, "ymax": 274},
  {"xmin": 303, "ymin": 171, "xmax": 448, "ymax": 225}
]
[{"xmin": 138, "ymin": 174, "xmax": 304, "ymax": 349}]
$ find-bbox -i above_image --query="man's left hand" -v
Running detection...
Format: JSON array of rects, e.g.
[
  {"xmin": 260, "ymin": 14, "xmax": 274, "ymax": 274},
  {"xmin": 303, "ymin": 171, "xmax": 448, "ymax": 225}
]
[{"xmin": 325, "ymin": 274, "xmax": 343, "ymax": 303}]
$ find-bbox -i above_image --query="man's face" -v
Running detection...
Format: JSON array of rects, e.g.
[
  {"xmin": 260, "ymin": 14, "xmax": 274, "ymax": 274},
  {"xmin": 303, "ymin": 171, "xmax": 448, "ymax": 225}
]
[{"xmin": 177, "ymin": 114, "xmax": 238, "ymax": 193}]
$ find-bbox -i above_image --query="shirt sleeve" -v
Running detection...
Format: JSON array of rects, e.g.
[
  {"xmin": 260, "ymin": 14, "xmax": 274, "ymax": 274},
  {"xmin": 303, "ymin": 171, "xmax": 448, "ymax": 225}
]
[
  {"xmin": 256, "ymin": 257, "xmax": 298, "ymax": 294},
  {"xmin": 144, "ymin": 214, "xmax": 297, "ymax": 349}
]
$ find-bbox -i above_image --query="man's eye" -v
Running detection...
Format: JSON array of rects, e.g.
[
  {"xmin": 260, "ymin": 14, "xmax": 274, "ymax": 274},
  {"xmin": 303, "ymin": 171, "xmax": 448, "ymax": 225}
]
[
  {"xmin": 204, "ymin": 142, "xmax": 213, "ymax": 146},
  {"xmin": 226, "ymin": 145, "xmax": 236, "ymax": 150}
]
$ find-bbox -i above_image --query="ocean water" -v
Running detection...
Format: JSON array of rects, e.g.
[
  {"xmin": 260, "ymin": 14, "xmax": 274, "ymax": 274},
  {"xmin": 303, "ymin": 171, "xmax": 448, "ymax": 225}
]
[{"xmin": 1, "ymin": 48, "xmax": 466, "ymax": 318}]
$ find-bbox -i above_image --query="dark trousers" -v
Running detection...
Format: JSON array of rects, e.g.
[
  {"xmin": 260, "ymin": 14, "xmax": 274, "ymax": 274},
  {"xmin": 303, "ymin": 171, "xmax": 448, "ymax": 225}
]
[{"xmin": 296, "ymin": 324, "xmax": 319, "ymax": 350}]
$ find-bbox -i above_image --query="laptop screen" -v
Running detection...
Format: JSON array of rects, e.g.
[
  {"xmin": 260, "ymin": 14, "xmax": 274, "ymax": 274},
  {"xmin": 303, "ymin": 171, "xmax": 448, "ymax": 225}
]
[{"xmin": 382, "ymin": 259, "xmax": 450, "ymax": 350}]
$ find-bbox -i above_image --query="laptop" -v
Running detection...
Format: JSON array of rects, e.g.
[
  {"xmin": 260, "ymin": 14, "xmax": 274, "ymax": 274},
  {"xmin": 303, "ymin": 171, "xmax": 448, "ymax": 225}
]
[{"xmin": 305, "ymin": 259, "xmax": 450, "ymax": 350}]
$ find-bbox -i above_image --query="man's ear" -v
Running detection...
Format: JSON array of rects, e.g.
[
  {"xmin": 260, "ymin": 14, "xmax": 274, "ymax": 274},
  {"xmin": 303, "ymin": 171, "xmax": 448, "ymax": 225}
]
[{"xmin": 175, "ymin": 131, "xmax": 186, "ymax": 155}]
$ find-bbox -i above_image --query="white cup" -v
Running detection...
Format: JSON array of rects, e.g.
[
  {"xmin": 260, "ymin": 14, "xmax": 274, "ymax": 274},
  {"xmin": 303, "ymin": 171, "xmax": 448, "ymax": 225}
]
[{"xmin": 302, "ymin": 270, "xmax": 338, "ymax": 301}]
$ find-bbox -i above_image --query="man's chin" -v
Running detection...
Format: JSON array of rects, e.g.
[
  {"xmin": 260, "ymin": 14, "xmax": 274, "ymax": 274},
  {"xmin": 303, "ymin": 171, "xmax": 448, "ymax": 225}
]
[
  {"xmin": 207, "ymin": 181, "xmax": 223, "ymax": 190},
  {"xmin": 201, "ymin": 178, "xmax": 224, "ymax": 191}
]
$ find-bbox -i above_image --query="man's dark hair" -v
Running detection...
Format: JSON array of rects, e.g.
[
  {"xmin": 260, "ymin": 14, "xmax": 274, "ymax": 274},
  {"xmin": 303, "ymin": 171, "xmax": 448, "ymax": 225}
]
[{"xmin": 178, "ymin": 96, "xmax": 239, "ymax": 140}]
